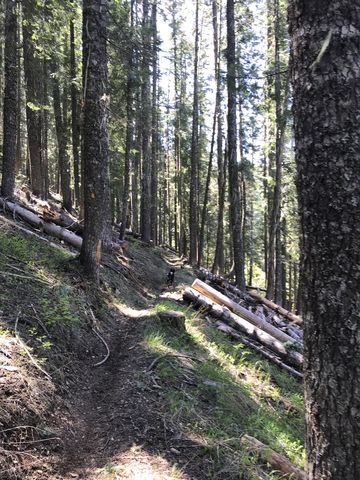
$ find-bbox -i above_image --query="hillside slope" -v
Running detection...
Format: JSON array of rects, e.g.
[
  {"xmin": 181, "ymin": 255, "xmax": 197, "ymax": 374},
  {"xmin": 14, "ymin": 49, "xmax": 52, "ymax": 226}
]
[{"xmin": 0, "ymin": 214, "xmax": 304, "ymax": 480}]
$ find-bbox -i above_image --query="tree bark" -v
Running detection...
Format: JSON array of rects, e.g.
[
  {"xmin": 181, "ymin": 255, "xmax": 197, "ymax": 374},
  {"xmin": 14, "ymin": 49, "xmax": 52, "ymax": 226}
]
[
  {"xmin": 289, "ymin": 2, "xmax": 360, "ymax": 478},
  {"xmin": 1, "ymin": 0, "xmax": 18, "ymax": 199},
  {"xmin": 70, "ymin": 15, "xmax": 81, "ymax": 207},
  {"xmin": 119, "ymin": 2, "xmax": 135, "ymax": 242},
  {"xmin": 22, "ymin": 0, "xmax": 43, "ymax": 198},
  {"xmin": 248, "ymin": 289, "xmax": 302, "ymax": 325},
  {"xmin": 80, "ymin": 0, "xmax": 109, "ymax": 279},
  {"xmin": 140, "ymin": 0, "xmax": 152, "ymax": 243},
  {"xmin": 0, "ymin": 197, "xmax": 82, "ymax": 249},
  {"xmin": 189, "ymin": 0, "xmax": 200, "ymax": 264},
  {"xmin": 226, "ymin": 0, "xmax": 245, "ymax": 289},
  {"xmin": 52, "ymin": 66, "xmax": 72, "ymax": 212}
]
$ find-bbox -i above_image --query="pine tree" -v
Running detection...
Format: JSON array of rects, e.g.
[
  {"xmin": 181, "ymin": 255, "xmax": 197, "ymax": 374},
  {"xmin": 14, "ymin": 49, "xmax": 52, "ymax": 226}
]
[
  {"xmin": 290, "ymin": 1, "xmax": 360, "ymax": 477},
  {"xmin": 1, "ymin": 0, "xmax": 18, "ymax": 198},
  {"xmin": 226, "ymin": 0, "xmax": 245, "ymax": 289},
  {"xmin": 80, "ymin": 0, "xmax": 110, "ymax": 279}
]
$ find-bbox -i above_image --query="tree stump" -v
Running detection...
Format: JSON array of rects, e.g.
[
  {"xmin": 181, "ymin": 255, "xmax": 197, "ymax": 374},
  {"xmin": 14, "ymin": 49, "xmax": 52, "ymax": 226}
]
[{"xmin": 158, "ymin": 311, "xmax": 186, "ymax": 332}]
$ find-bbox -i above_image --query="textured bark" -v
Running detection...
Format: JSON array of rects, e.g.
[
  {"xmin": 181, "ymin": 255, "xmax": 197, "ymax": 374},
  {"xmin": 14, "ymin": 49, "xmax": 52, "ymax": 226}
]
[
  {"xmin": 52, "ymin": 68, "xmax": 72, "ymax": 212},
  {"xmin": 248, "ymin": 289, "xmax": 302, "ymax": 325},
  {"xmin": 80, "ymin": 0, "xmax": 109, "ymax": 279},
  {"xmin": 213, "ymin": 1, "xmax": 226, "ymax": 276},
  {"xmin": 119, "ymin": 2, "xmax": 135, "ymax": 242},
  {"xmin": 0, "ymin": 198, "xmax": 82, "ymax": 249},
  {"xmin": 22, "ymin": 0, "xmax": 43, "ymax": 198},
  {"xmin": 1, "ymin": 0, "xmax": 18, "ymax": 198},
  {"xmin": 189, "ymin": 0, "xmax": 200, "ymax": 264},
  {"xmin": 42, "ymin": 60, "xmax": 49, "ymax": 199},
  {"xmin": 150, "ymin": 1, "xmax": 158, "ymax": 245},
  {"xmin": 226, "ymin": 0, "xmax": 245, "ymax": 289},
  {"xmin": 70, "ymin": 16, "xmax": 81, "ymax": 207},
  {"xmin": 289, "ymin": 2, "xmax": 360, "ymax": 479},
  {"xmin": 140, "ymin": 0, "xmax": 152, "ymax": 243}
]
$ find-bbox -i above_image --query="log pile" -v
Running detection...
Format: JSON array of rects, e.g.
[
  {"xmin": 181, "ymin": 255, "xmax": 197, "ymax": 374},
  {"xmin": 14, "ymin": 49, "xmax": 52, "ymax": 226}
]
[
  {"xmin": 183, "ymin": 274, "xmax": 304, "ymax": 379},
  {"xmin": 0, "ymin": 197, "xmax": 83, "ymax": 249}
]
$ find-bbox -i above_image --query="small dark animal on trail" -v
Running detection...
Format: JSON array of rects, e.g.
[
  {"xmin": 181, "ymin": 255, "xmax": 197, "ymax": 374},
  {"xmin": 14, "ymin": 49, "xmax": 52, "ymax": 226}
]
[{"xmin": 166, "ymin": 268, "xmax": 176, "ymax": 288}]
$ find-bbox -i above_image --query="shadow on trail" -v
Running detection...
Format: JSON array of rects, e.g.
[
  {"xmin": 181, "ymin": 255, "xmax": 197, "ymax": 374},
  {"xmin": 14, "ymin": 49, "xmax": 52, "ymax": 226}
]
[{"xmin": 56, "ymin": 314, "xmax": 210, "ymax": 480}]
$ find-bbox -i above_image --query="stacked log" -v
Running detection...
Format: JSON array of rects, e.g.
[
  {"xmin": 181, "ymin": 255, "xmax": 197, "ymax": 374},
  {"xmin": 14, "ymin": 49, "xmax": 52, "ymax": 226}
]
[
  {"xmin": 183, "ymin": 287, "xmax": 303, "ymax": 369},
  {"xmin": 0, "ymin": 197, "xmax": 83, "ymax": 249},
  {"xmin": 192, "ymin": 280, "xmax": 297, "ymax": 345},
  {"xmin": 198, "ymin": 268, "xmax": 303, "ymax": 340},
  {"xmin": 248, "ymin": 289, "xmax": 303, "ymax": 325}
]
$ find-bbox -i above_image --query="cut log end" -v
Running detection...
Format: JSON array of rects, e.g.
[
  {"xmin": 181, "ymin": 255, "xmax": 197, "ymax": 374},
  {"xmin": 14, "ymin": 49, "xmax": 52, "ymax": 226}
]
[{"xmin": 158, "ymin": 311, "xmax": 186, "ymax": 332}]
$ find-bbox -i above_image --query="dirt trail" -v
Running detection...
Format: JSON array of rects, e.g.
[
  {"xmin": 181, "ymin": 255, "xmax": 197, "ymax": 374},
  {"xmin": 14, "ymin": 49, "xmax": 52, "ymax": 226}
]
[{"xmin": 52, "ymin": 303, "xmax": 204, "ymax": 480}]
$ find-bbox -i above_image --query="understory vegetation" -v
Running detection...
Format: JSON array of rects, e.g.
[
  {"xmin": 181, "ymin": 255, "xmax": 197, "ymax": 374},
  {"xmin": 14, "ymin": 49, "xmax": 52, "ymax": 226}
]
[{"xmin": 0, "ymin": 220, "xmax": 304, "ymax": 479}]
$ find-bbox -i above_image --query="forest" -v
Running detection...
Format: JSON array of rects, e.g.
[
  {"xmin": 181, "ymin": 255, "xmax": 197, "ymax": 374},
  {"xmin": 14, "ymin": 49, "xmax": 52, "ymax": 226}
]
[{"xmin": 0, "ymin": 0, "xmax": 359, "ymax": 479}]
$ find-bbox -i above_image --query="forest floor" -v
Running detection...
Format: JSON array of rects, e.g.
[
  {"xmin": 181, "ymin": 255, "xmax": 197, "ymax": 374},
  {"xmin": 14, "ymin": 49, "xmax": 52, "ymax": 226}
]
[{"xmin": 0, "ymin": 212, "xmax": 305, "ymax": 480}]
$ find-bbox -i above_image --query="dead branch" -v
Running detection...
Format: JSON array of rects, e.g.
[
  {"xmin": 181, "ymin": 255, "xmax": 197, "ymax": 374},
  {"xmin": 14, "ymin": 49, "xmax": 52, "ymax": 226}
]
[{"xmin": 90, "ymin": 309, "xmax": 110, "ymax": 367}]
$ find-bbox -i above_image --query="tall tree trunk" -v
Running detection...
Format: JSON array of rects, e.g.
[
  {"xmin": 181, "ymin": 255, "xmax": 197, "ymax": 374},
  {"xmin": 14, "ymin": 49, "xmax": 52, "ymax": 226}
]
[
  {"xmin": 1, "ymin": 0, "xmax": 18, "ymax": 198},
  {"xmin": 52, "ymin": 67, "xmax": 72, "ymax": 212},
  {"xmin": 150, "ymin": 0, "xmax": 158, "ymax": 244},
  {"xmin": 70, "ymin": 15, "xmax": 81, "ymax": 207},
  {"xmin": 198, "ymin": 106, "xmax": 216, "ymax": 266},
  {"xmin": 80, "ymin": 0, "xmax": 109, "ymax": 279},
  {"xmin": 189, "ymin": 0, "xmax": 200, "ymax": 264},
  {"xmin": 119, "ymin": 0, "xmax": 135, "ymax": 241},
  {"xmin": 140, "ymin": 0, "xmax": 152, "ymax": 243},
  {"xmin": 22, "ymin": 0, "xmax": 43, "ymax": 198},
  {"xmin": 290, "ymin": 2, "xmax": 360, "ymax": 478},
  {"xmin": 226, "ymin": 0, "xmax": 245, "ymax": 289},
  {"xmin": 266, "ymin": 0, "xmax": 282, "ymax": 300},
  {"xmin": 212, "ymin": 0, "xmax": 225, "ymax": 275}
]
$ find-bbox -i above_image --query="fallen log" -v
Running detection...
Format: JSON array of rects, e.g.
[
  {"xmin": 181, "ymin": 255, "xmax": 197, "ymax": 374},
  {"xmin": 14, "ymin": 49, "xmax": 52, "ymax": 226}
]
[
  {"xmin": 241, "ymin": 435, "xmax": 305, "ymax": 480},
  {"xmin": 248, "ymin": 290, "xmax": 303, "ymax": 325},
  {"xmin": 192, "ymin": 279, "xmax": 299, "ymax": 346},
  {"xmin": 0, "ymin": 197, "xmax": 82, "ymax": 249},
  {"xmin": 199, "ymin": 268, "xmax": 262, "ymax": 306},
  {"xmin": 215, "ymin": 321, "xmax": 303, "ymax": 380},
  {"xmin": 183, "ymin": 288, "xmax": 303, "ymax": 368},
  {"xmin": 41, "ymin": 209, "xmax": 83, "ymax": 233}
]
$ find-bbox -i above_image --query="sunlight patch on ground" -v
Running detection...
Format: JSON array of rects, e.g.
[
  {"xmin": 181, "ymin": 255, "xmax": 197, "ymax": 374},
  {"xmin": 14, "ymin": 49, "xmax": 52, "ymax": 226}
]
[
  {"xmin": 96, "ymin": 445, "xmax": 190, "ymax": 480},
  {"xmin": 159, "ymin": 289, "xmax": 184, "ymax": 302},
  {"xmin": 114, "ymin": 302, "xmax": 154, "ymax": 319}
]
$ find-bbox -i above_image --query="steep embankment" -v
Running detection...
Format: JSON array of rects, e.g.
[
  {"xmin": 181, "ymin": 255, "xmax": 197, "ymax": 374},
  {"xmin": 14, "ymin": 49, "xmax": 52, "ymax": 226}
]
[{"xmin": 0, "ymin": 214, "xmax": 304, "ymax": 480}]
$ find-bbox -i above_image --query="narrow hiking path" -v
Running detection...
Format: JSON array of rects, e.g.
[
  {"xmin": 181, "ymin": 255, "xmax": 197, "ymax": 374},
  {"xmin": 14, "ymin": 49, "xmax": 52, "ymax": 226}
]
[
  {"xmin": 0, "ymin": 221, "xmax": 305, "ymax": 480},
  {"xmin": 53, "ymin": 306, "xmax": 204, "ymax": 480}
]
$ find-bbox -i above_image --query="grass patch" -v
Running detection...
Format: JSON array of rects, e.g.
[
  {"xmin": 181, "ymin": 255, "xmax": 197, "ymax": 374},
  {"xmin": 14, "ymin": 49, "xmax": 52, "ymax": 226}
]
[
  {"xmin": 0, "ymin": 225, "xmax": 88, "ymax": 372},
  {"xmin": 144, "ymin": 301, "xmax": 305, "ymax": 479}
]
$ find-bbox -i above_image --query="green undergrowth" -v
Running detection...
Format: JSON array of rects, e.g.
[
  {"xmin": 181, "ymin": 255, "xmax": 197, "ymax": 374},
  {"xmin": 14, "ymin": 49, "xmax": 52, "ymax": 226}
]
[
  {"xmin": 145, "ymin": 299, "xmax": 305, "ymax": 479},
  {"xmin": 0, "ymin": 226, "xmax": 90, "ymax": 372}
]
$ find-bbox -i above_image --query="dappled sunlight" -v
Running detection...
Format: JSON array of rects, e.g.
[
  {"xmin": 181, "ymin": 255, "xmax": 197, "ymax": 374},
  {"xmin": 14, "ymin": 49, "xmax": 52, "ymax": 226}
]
[
  {"xmin": 114, "ymin": 301, "xmax": 155, "ymax": 319},
  {"xmin": 100, "ymin": 444, "xmax": 191, "ymax": 480}
]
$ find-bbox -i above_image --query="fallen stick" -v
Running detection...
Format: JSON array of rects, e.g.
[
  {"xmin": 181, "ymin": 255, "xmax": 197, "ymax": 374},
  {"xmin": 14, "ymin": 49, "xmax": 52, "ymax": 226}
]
[
  {"xmin": 90, "ymin": 309, "xmax": 110, "ymax": 367},
  {"xmin": 241, "ymin": 435, "xmax": 305, "ymax": 480}
]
